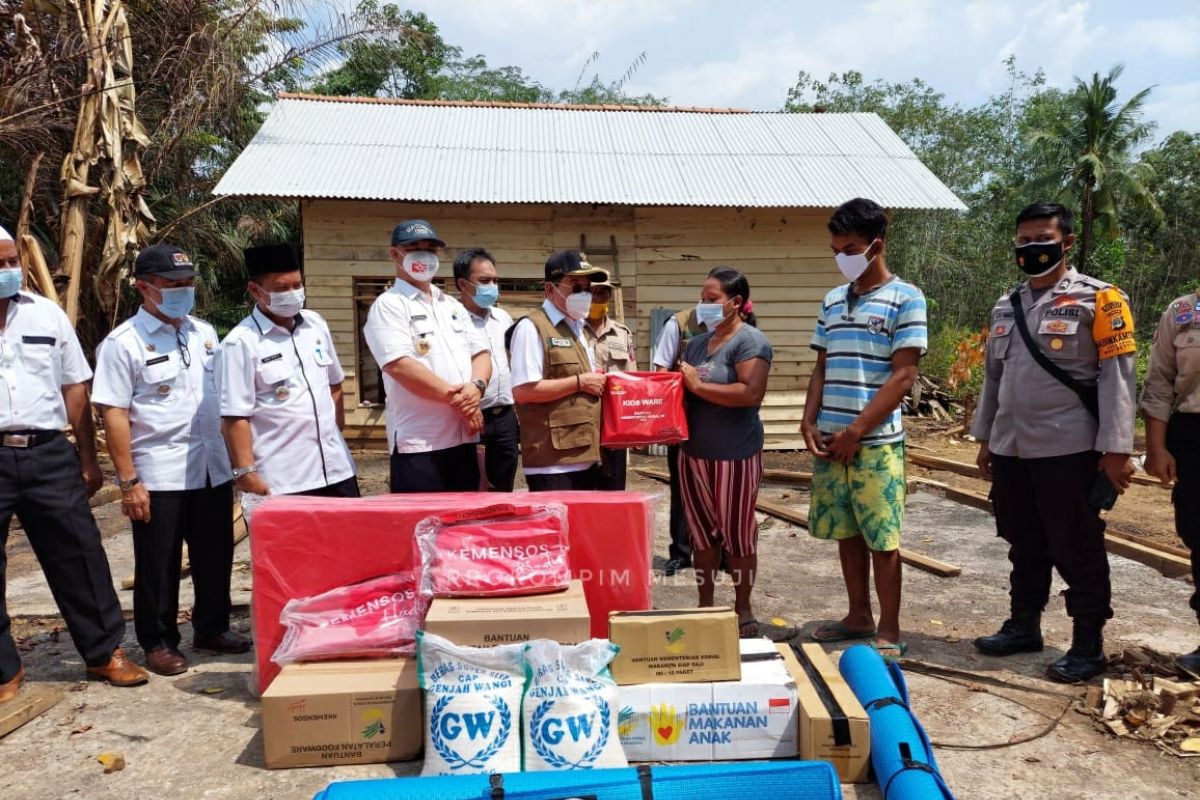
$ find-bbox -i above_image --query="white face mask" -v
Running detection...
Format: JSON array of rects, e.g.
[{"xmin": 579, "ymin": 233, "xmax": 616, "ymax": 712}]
[
  {"xmin": 695, "ymin": 302, "xmax": 728, "ymax": 330},
  {"xmin": 402, "ymin": 250, "xmax": 439, "ymax": 282},
  {"xmin": 834, "ymin": 240, "xmax": 879, "ymax": 283},
  {"xmin": 266, "ymin": 287, "xmax": 305, "ymax": 317},
  {"xmin": 558, "ymin": 287, "xmax": 593, "ymax": 321}
]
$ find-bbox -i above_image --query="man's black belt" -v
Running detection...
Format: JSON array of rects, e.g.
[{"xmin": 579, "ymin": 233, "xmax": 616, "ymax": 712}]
[
  {"xmin": 485, "ymin": 405, "xmax": 514, "ymax": 417},
  {"xmin": 0, "ymin": 430, "xmax": 63, "ymax": 448}
]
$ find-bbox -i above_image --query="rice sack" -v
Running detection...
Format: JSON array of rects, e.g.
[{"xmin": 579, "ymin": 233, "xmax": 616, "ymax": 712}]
[
  {"xmin": 417, "ymin": 631, "xmax": 525, "ymax": 776},
  {"xmin": 523, "ymin": 639, "xmax": 627, "ymax": 771}
]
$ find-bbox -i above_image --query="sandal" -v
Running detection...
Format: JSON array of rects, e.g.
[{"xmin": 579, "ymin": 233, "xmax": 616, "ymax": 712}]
[
  {"xmin": 811, "ymin": 621, "xmax": 877, "ymax": 643},
  {"xmin": 870, "ymin": 640, "xmax": 909, "ymax": 662}
]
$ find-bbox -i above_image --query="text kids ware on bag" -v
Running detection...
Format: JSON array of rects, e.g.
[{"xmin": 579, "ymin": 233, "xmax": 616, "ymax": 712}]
[
  {"xmin": 417, "ymin": 631, "xmax": 525, "ymax": 776},
  {"xmin": 600, "ymin": 371, "xmax": 688, "ymax": 448},
  {"xmin": 522, "ymin": 639, "xmax": 628, "ymax": 771},
  {"xmin": 272, "ymin": 571, "xmax": 428, "ymax": 664},
  {"xmin": 416, "ymin": 503, "xmax": 571, "ymax": 598}
]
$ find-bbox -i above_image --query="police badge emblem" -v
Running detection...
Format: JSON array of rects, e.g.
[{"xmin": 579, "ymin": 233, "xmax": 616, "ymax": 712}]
[
  {"xmin": 274, "ymin": 383, "xmax": 290, "ymax": 400},
  {"xmin": 415, "ymin": 336, "xmax": 432, "ymax": 357}
]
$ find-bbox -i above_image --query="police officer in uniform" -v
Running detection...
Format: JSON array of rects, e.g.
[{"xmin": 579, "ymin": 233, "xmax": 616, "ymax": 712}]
[
  {"xmin": 363, "ymin": 221, "xmax": 491, "ymax": 493},
  {"xmin": 509, "ymin": 251, "xmax": 608, "ymax": 491},
  {"xmin": 971, "ymin": 202, "xmax": 1137, "ymax": 683},
  {"xmin": 93, "ymin": 244, "xmax": 248, "ymax": 677},
  {"xmin": 217, "ymin": 244, "xmax": 359, "ymax": 498},
  {"xmin": 585, "ymin": 277, "xmax": 636, "ymax": 490},
  {"xmin": 1142, "ymin": 290, "xmax": 1200, "ymax": 675},
  {"xmin": 454, "ymin": 247, "xmax": 518, "ymax": 492},
  {"xmin": 0, "ymin": 225, "xmax": 147, "ymax": 700},
  {"xmin": 652, "ymin": 307, "xmax": 705, "ymax": 575}
]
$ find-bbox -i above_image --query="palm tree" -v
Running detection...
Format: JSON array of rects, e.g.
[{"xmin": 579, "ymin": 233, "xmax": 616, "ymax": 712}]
[{"xmin": 1028, "ymin": 65, "xmax": 1159, "ymax": 269}]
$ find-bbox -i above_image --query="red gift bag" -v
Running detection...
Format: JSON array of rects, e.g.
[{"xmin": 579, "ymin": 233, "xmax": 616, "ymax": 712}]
[{"xmin": 601, "ymin": 371, "xmax": 689, "ymax": 447}]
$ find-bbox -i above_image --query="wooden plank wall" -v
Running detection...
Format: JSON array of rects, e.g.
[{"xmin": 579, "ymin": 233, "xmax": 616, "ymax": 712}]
[{"xmin": 303, "ymin": 200, "xmax": 840, "ymax": 447}]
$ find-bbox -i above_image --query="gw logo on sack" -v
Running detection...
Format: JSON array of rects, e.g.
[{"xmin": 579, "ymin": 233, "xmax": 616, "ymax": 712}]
[
  {"xmin": 430, "ymin": 693, "xmax": 513, "ymax": 771},
  {"xmin": 529, "ymin": 698, "xmax": 610, "ymax": 769}
]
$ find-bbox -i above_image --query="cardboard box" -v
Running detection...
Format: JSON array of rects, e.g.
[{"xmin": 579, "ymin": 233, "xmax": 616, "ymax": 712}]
[
  {"xmin": 616, "ymin": 638, "xmax": 797, "ymax": 761},
  {"xmin": 422, "ymin": 580, "xmax": 591, "ymax": 647},
  {"xmin": 780, "ymin": 643, "xmax": 871, "ymax": 783},
  {"xmin": 261, "ymin": 659, "xmax": 422, "ymax": 769},
  {"xmin": 608, "ymin": 607, "xmax": 740, "ymax": 685}
]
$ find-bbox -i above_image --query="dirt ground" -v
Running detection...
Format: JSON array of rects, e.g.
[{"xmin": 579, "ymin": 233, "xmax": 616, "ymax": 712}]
[{"xmin": 3, "ymin": 447, "xmax": 1199, "ymax": 800}]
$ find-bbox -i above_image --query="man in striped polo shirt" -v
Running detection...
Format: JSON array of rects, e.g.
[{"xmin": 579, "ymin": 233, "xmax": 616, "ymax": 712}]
[{"xmin": 802, "ymin": 198, "xmax": 928, "ymax": 660}]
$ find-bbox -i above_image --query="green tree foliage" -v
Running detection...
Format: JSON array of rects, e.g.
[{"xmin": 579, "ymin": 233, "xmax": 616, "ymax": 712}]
[{"xmin": 1028, "ymin": 65, "xmax": 1159, "ymax": 271}]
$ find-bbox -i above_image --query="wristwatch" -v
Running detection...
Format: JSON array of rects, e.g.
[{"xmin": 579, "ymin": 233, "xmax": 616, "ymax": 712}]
[
  {"xmin": 472, "ymin": 378, "xmax": 487, "ymax": 395},
  {"xmin": 232, "ymin": 464, "xmax": 258, "ymax": 481},
  {"xmin": 117, "ymin": 476, "xmax": 141, "ymax": 492}
]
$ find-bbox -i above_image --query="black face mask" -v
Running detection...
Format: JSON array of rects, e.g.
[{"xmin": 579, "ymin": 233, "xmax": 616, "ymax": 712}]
[{"xmin": 1014, "ymin": 241, "xmax": 1064, "ymax": 277}]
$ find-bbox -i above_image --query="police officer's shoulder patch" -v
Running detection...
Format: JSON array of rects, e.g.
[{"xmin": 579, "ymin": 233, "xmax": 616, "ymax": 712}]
[{"xmin": 1092, "ymin": 286, "xmax": 1136, "ymax": 360}]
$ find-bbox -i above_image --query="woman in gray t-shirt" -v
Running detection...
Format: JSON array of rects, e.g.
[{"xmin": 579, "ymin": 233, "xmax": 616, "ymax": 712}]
[{"xmin": 678, "ymin": 267, "xmax": 772, "ymax": 638}]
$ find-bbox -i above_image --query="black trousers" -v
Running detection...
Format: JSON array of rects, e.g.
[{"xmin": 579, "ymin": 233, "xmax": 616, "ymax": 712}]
[
  {"xmin": 480, "ymin": 406, "xmax": 519, "ymax": 493},
  {"xmin": 598, "ymin": 447, "xmax": 628, "ymax": 491},
  {"xmin": 131, "ymin": 481, "xmax": 234, "ymax": 651},
  {"xmin": 293, "ymin": 475, "xmax": 361, "ymax": 498},
  {"xmin": 666, "ymin": 444, "xmax": 692, "ymax": 562},
  {"xmin": 0, "ymin": 435, "xmax": 125, "ymax": 681},
  {"xmin": 526, "ymin": 465, "xmax": 601, "ymax": 492},
  {"xmin": 991, "ymin": 450, "xmax": 1112, "ymax": 621},
  {"xmin": 390, "ymin": 443, "xmax": 479, "ymax": 493},
  {"xmin": 1167, "ymin": 413, "xmax": 1200, "ymax": 615}
]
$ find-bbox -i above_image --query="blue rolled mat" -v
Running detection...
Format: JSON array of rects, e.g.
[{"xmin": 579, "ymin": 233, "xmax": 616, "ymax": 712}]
[
  {"xmin": 838, "ymin": 644, "xmax": 955, "ymax": 800},
  {"xmin": 313, "ymin": 761, "xmax": 842, "ymax": 800}
]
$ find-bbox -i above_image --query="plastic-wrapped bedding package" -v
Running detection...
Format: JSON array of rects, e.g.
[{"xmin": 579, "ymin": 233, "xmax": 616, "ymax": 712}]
[
  {"xmin": 311, "ymin": 761, "xmax": 843, "ymax": 800},
  {"xmin": 251, "ymin": 492, "xmax": 655, "ymax": 693},
  {"xmin": 417, "ymin": 631, "xmax": 525, "ymax": 777},
  {"xmin": 416, "ymin": 503, "xmax": 570, "ymax": 598},
  {"xmin": 271, "ymin": 571, "xmax": 427, "ymax": 664},
  {"xmin": 600, "ymin": 371, "xmax": 689, "ymax": 448},
  {"xmin": 522, "ymin": 639, "xmax": 627, "ymax": 771}
]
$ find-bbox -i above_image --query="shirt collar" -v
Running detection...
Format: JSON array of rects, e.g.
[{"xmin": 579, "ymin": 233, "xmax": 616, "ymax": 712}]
[
  {"xmin": 11, "ymin": 291, "xmax": 35, "ymax": 304},
  {"xmin": 542, "ymin": 298, "xmax": 568, "ymax": 328},
  {"xmin": 1020, "ymin": 268, "xmax": 1077, "ymax": 301},
  {"xmin": 392, "ymin": 278, "xmax": 441, "ymax": 303},
  {"xmin": 251, "ymin": 304, "xmax": 303, "ymax": 335}
]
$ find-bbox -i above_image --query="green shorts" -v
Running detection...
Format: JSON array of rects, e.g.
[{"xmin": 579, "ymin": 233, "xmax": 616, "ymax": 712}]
[{"xmin": 809, "ymin": 442, "xmax": 906, "ymax": 552}]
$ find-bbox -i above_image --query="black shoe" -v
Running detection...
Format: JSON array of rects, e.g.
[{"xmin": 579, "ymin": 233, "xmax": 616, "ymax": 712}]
[
  {"xmin": 1047, "ymin": 618, "xmax": 1106, "ymax": 683},
  {"xmin": 974, "ymin": 609, "xmax": 1044, "ymax": 656},
  {"xmin": 663, "ymin": 558, "xmax": 691, "ymax": 577},
  {"xmin": 1176, "ymin": 647, "xmax": 1200, "ymax": 678}
]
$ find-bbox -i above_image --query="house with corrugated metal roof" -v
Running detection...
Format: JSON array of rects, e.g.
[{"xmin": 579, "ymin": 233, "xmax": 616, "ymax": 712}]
[{"xmin": 214, "ymin": 93, "xmax": 965, "ymax": 447}]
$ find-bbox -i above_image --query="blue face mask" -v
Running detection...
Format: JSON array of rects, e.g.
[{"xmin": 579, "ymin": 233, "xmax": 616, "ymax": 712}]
[
  {"xmin": 472, "ymin": 282, "xmax": 499, "ymax": 308},
  {"xmin": 155, "ymin": 285, "xmax": 195, "ymax": 319},
  {"xmin": 0, "ymin": 268, "xmax": 22, "ymax": 299},
  {"xmin": 695, "ymin": 301, "xmax": 728, "ymax": 330}
]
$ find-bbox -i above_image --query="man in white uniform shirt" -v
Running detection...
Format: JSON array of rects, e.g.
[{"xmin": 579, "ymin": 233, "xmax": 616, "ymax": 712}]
[
  {"xmin": 453, "ymin": 247, "xmax": 518, "ymax": 492},
  {"xmin": 364, "ymin": 220, "xmax": 491, "ymax": 493},
  {"xmin": 217, "ymin": 244, "xmax": 359, "ymax": 498},
  {"xmin": 509, "ymin": 251, "xmax": 608, "ymax": 491},
  {"xmin": 93, "ymin": 244, "xmax": 248, "ymax": 677},
  {"xmin": 0, "ymin": 225, "xmax": 147, "ymax": 700}
]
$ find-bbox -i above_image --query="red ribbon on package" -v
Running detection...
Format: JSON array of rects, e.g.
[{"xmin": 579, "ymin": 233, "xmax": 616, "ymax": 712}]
[
  {"xmin": 272, "ymin": 571, "xmax": 427, "ymax": 664},
  {"xmin": 601, "ymin": 371, "xmax": 689, "ymax": 448},
  {"xmin": 416, "ymin": 503, "xmax": 571, "ymax": 598}
]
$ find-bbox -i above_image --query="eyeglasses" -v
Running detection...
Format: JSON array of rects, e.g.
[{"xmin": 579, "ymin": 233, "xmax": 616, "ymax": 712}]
[{"xmin": 175, "ymin": 329, "xmax": 191, "ymax": 368}]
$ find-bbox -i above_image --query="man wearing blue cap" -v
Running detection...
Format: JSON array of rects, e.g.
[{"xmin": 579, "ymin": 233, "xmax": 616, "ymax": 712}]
[{"xmin": 363, "ymin": 220, "xmax": 492, "ymax": 493}]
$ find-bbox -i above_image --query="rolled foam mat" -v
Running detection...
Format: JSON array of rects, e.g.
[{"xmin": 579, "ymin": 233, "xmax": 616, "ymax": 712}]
[
  {"xmin": 838, "ymin": 644, "xmax": 955, "ymax": 799},
  {"xmin": 313, "ymin": 761, "xmax": 842, "ymax": 800}
]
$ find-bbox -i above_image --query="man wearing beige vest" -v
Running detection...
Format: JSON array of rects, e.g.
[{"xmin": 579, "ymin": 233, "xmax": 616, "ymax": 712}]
[{"xmin": 509, "ymin": 251, "xmax": 608, "ymax": 491}]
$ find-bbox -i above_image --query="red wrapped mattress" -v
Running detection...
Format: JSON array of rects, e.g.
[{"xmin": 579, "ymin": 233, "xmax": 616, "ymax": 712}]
[{"xmin": 250, "ymin": 491, "xmax": 654, "ymax": 692}]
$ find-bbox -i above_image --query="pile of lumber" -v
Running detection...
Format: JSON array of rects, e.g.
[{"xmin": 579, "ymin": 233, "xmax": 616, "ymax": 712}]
[{"xmin": 902, "ymin": 375, "xmax": 962, "ymax": 421}]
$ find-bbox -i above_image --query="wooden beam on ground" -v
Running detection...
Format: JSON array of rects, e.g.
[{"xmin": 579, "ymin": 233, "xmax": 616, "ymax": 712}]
[
  {"xmin": 0, "ymin": 684, "xmax": 64, "ymax": 740},
  {"xmin": 755, "ymin": 498, "xmax": 808, "ymax": 527},
  {"xmin": 635, "ymin": 467, "xmax": 671, "ymax": 484},
  {"xmin": 907, "ymin": 451, "xmax": 1164, "ymax": 488},
  {"xmin": 762, "ymin": 469, "xmax": 813, "ymax": 486},
  {"xmin": 897, "ymin": 549, "xmax": 962, "ymax": 578},
  {"xmin": 907, "ymin": 478, "xmax": 993, "ymax": 513},
  {"xmin": 1103, "ymin": 535, "xmax": 1192, "ymax": 579}
]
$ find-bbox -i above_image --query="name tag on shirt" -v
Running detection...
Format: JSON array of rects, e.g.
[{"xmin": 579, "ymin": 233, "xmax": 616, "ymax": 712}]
[
  {"xmin": 411, "ymin": 314, "xmax": 428, "ymax": 321},
  {"xmin": 609, "ymin": 340, "xmax": 629, "ymax": 354},
  {"xmin": 261, "ymin": 353, "xmax": 283, "ymax": 363},
  {"xmin": 145, "ymin": 355, "xmax": 169, "ymax": 366},
  {"xmin": 1038, "ymin": 319, "xmax": 1079, "ymax": 336},
  {"xmin": 549, "ymin": 337, "xmax": 573, "ymax": 348},
  {"xmin": 21, "ymin": 335, "xmax": 55, "ymax": 345}
]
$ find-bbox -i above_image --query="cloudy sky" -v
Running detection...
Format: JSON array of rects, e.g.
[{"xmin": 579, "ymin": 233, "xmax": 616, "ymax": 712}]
[{"xmin": 325, "ymin": 0, "xmax": 1198, "ymax": 138}]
